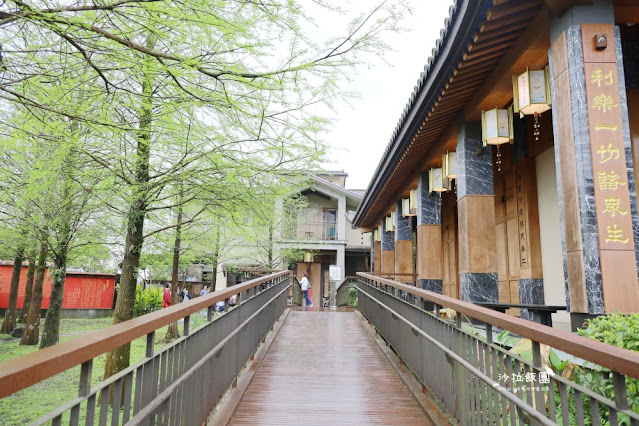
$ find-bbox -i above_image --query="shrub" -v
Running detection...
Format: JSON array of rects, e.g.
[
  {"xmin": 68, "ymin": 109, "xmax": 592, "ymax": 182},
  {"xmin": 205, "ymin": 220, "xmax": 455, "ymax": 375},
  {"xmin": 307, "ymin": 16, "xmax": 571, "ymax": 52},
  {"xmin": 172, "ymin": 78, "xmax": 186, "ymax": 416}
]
[
  {"xmin": 577, "ymin": 313, "xmax": 639, "ymax": 417},
  {"xmin": 134, "ymin": 285, "xmax": 163, "ymax": 317}
]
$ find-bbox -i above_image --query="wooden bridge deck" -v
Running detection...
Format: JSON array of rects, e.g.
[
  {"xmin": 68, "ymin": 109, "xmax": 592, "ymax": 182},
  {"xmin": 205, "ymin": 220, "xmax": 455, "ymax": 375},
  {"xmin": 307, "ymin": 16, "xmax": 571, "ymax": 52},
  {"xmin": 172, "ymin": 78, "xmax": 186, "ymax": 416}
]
[{"xmin": 227, "ymin": 310, "xmax": 431, "ymax": 425}]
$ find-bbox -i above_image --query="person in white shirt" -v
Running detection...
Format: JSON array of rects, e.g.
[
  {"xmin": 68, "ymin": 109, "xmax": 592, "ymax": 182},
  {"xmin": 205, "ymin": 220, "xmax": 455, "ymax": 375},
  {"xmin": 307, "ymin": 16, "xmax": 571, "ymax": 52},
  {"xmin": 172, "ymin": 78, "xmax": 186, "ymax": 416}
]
[{"xmin": 300, "ymin": 271, "xmax": 313, "ymax": 309}]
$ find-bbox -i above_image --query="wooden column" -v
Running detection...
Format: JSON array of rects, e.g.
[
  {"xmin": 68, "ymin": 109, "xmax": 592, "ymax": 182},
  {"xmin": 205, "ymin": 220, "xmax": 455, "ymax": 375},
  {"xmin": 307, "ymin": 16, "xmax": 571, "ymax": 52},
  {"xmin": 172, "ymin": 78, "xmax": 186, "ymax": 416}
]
[
  {"xmin": 416, "ymin": 170, "xmax": 443, "ymax": 293},
  {"xmin": 394, "ymin": 200, "xmax": 413, "ymax": 284},
  {"xmin": 550, "ymin": 22, "xmax": 639, "ymax": 319},
  {"xmin": 456, "ymin": 118, "xmax": 498, "ymax": 303},
  {"xmin": 380, "ymin": 215, "xmax": 395, "ymax": 275},
  {"xmin": 373, "ymin": 228, "xmax": 381, "ymax": 273}
]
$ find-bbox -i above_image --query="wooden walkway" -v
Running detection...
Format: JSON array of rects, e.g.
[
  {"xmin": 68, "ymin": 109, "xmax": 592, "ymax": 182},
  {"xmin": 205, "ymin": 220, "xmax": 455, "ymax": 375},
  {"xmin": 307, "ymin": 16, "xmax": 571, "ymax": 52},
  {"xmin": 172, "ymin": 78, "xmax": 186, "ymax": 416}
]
[{"xmin": 227, "ymin": 310, "xmax": 431, "ymax": 425}]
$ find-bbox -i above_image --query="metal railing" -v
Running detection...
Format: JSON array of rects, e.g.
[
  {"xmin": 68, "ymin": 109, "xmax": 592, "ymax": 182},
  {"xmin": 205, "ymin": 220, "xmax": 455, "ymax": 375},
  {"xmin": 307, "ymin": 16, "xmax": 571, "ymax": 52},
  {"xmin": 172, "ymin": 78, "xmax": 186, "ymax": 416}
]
[
  {"xmin": 371, "ymin": 272, "xmax": 418, "ymax": 286},
  {"xmin": 282, "ymin": 221, "xmax": 337, "ymax": 241},
  {"xmin": 0, "ymin": 271, "xmax": 290, "ymax": 425},
  {"xmin": 335, "ymin": 276, "xmax": 358, "ymax": 307},
  {"xmin": 357, "ymin": 272, "xmax": 639, "ymax": 426}
]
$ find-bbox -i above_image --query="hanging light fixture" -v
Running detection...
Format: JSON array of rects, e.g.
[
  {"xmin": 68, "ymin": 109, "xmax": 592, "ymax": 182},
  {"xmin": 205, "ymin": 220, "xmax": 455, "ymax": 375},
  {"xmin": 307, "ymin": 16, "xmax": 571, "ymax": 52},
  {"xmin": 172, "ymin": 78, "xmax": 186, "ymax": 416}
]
[
  {"xmin": 402, "ymin": 189, "xmax": 418, "ymax": 217},
  {"xmin": 442, "ymin": 151, "xmax": 457, "ymax": 179},
  {"xmin": 512, "ymin": 66, "xmax": 552, "ymax": 141},
  {"xmin": 385, "ymin": 213, "xmax": 395, "ymax": 232},
  {"xmin": 429, "ymin": 168, "xmax": 450, "ymax": 193},
  {"xmin": 481, "ymin": 107, "xmax": 514, "ymax": 172},
  {"xmin": 442, "ymin": 151, "xmax": 457, "ymax": 193},
  {"xmin": 409, "ymin": 188, "xmax": 417, "ymax": 213},
  {"xmin": 373, "ymin": 228, "xmax": 381, "ymax": 242}
]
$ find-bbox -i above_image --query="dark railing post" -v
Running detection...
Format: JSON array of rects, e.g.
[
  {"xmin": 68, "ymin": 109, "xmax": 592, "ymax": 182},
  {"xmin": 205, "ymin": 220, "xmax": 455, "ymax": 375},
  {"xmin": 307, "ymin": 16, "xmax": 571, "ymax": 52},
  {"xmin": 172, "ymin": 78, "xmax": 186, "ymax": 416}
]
[
  {"xmin": 146, "ymin": 331, "xmax": 155, "ymax": 357},
  {"xmin": 612, "ymin": 372, "xmax": 629, "ymax": 410},
  {"xmin": 453, "ymin": 312, "xmax": 469, "ymax": 424},
  {"xmin": 485, "ymin": 323, "xmax": 493, "ymax": 344},
  {"xmin": 79, "ymin": 360, "xmax": 92, "ymax": 396},
  {"xmin": 184, "ymin": 316, "xmax": 190, "ymax": 337}
]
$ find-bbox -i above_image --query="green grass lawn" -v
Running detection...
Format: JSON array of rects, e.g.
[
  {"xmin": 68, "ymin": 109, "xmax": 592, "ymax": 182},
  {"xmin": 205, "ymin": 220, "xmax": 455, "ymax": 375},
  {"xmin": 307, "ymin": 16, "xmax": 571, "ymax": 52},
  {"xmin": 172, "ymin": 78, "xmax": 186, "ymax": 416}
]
[{"xmin": 0, "ymin": 317, "xmax": 170, "ymax": 425}]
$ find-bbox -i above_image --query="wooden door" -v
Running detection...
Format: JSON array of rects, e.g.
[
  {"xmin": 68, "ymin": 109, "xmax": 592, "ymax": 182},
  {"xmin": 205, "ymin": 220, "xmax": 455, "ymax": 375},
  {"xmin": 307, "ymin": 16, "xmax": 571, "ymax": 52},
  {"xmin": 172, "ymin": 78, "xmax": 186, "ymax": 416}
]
[
  {"xmin": 441, "ymin": 192, "xmax": 459, "ymax": 299},
  {"xmin": 310, "ymin": 263, "xmax": 322, "ymax": 307},
  {"xmin": 495, "ymin": 169, "xmax": 520, "ymax": 314}
]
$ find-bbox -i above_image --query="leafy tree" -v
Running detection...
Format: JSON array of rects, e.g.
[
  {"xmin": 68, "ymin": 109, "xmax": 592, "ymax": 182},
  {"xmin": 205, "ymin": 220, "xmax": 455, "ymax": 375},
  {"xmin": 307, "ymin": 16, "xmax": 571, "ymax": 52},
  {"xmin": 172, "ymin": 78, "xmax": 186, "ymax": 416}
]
[{"xmin": 1, "ymin": 0, "xmax": 407, "ymax": 377}]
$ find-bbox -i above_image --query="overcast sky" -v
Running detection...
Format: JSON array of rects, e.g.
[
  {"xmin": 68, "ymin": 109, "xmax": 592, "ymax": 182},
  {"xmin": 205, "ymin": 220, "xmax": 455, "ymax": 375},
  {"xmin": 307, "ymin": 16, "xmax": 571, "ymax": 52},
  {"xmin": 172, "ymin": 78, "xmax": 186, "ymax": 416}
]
[{"xmin": 319, "ymin": 0, "xmax": 454, "ymax": 190}]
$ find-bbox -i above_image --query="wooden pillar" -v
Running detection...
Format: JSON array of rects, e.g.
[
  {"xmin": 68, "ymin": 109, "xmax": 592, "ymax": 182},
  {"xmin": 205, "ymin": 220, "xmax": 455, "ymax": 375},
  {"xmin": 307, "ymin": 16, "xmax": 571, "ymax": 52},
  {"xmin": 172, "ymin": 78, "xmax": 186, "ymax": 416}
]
[
  {"xmin": 394, "ymin": 200, "xmax": 413, "ymax": 284},
  {"xmin": 373, "ymin": 236, "xmax": 381, "ymax": 274},
  {"xmin": 416, "ymin": 170, "xmax": 443, "ymax": 293},
  {"xmin": 550, "ymin": 17, "xmax": 639, "ymax": 321},
  {"xmin": 456, "ymin": 118, "xmax": 498, "ymax": 303},
  {"xmin": 381, "ymin": 215, "xmax": 395, "ymax": 275}
]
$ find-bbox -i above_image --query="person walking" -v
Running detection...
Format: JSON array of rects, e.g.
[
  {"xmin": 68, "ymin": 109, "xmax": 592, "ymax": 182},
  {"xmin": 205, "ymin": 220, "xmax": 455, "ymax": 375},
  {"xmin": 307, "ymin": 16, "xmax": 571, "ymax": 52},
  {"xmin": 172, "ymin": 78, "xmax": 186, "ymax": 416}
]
[
  {"xmin": 300, "ymin": 272, "xmax": 313, "ymax": 309},
  {"xmin": 163, "ymin": 284, "xmax": 172, "ymax": 308}
]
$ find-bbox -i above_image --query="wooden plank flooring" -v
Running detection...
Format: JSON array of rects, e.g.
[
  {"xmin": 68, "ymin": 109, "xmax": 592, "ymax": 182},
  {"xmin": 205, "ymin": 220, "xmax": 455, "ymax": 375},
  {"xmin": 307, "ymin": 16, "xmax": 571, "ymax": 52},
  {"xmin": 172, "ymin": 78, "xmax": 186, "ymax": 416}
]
[{"xmin": 228, "ymin": 311, "xmax": 431, "ymax": 425}]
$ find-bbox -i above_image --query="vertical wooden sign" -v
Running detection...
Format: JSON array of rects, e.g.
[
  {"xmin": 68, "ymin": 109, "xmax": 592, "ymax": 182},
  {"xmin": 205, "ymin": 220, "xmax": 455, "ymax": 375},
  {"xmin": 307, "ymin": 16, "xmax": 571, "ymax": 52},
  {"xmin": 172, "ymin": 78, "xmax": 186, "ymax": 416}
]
[{"xmin": 583, "ymin": 24, "xmax": 639, "ymax": 312}]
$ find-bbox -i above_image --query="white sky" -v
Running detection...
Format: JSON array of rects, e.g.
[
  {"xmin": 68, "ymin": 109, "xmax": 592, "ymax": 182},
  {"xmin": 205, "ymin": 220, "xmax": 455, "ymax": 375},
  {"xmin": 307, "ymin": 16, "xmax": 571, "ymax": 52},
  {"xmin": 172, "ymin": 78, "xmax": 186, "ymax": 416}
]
[{"xmin": 318, "ymin": 0, "xmax": 454, "ymax": 190}]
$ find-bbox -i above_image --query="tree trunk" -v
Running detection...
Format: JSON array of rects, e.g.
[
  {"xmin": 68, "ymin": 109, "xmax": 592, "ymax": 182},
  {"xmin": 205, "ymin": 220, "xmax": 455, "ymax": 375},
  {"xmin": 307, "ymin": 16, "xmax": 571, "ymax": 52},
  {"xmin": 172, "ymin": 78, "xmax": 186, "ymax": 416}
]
[
  {"xmin": 210, "ymin": 227, "xmax": 220, "ymax": 291},
  {"xmin": 104, "ymin": 33, "xmax": 155, "ymax": 379},
  {"xmin": 40, "ymin": 252, "xmax": 68, "ymax": 348},
  {"xmin": 165, "ymin": 192, "xmax": 183, "ymax": 342},
  {"xmin": 267, "ymin": 223, "xmax": 274, "ymax": 269},
  {"xmin": 1, "ymin": 248, "xmax": 24, "ymax": 334},
  {"xmin": 21, "ymin": 244, "xmax": 48, "ymax": 345},
  {"xmin": 19, "ymin": 253, "xmax": 37, "ymax": 324}
]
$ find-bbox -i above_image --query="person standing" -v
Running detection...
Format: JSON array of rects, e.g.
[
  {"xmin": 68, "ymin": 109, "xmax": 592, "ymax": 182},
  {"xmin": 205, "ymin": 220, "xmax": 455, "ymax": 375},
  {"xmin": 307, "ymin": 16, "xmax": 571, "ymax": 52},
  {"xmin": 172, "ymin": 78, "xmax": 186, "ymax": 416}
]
[
  {"xmin": 163, "ymin": 283, "xmax": 172, "ymax": 308},
  {"xmin": 182, "ymin": 288, "xmax": 191, "ymax": 302},
  {"xmin": 300, "ymin": 272, "xmax": 313, "ymax": 308}
]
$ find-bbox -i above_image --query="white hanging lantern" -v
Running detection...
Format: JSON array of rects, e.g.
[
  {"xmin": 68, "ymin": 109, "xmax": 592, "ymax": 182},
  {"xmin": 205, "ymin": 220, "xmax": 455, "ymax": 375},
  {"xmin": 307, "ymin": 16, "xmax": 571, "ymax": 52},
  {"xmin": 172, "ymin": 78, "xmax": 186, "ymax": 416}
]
[
  {"xmin": 409, "ymin": 189, "xmax": 417, "ymax": 212},
  {"xmin": 442, "ymin": 151, "xmax": 458, "ymax": 179},
  {"xmin": 385, "ymin": 214, "xmax": 395, "ymax": 232},
  {"xmin": 429, "ymin": 168, "xmax": 449, "ymax": 193},
  {"xmin": 481, "ymin": 107, "xmax": 514, "ymax": 146},
  {"xmin": 402, "ymin": 190, "xmax": 417, "ymax": 217},
  {"xmin": 512, "ymin": 67, "xmax": 551, "ymax": 116}
]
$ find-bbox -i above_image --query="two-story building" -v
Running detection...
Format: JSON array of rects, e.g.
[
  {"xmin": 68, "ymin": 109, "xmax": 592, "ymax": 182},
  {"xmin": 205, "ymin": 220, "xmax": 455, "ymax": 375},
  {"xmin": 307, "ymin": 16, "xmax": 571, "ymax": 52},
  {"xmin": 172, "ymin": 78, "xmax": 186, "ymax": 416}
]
[{"xmin": 277, "ymin": 172, "xmax": 371, "ymax": 307}]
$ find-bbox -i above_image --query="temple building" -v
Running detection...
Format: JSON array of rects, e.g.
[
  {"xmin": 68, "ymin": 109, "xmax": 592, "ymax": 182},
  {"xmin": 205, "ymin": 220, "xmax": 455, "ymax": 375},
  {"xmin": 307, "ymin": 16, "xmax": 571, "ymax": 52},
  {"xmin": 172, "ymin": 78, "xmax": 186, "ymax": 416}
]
[{"xmin": 353, "ymin": 0, "xmax": 639, "ymax": 330}]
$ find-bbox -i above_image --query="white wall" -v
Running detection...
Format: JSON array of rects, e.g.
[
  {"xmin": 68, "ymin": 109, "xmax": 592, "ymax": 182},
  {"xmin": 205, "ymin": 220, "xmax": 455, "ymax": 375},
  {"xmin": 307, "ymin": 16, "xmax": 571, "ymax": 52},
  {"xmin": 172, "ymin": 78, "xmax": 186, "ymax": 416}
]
[
  {"xmin": 536, "ymin": 148, "xmax": 570, "ymax": 329},
  {"xmin": 345, "ymin": 202, "xmax": 370, "ymax": 247}
]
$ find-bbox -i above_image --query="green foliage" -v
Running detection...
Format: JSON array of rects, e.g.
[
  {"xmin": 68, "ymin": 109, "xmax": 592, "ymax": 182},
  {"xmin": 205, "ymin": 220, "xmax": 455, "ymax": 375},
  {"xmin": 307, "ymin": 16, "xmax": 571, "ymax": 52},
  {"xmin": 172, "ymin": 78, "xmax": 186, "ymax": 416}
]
[
  {"xmin": 0, "ymin": 319, "xmax": 167, "ymax": 424},
  {"xmin": 134, "ymin": 285, "xmax": 163, "ymax": 317},
  {"xmin": 279, "ymin": 248, "xmax": 307, "ymax": 268},
  {"xmin": 575, "ymin": 313, "xmax": 639, "ymax": 421}
]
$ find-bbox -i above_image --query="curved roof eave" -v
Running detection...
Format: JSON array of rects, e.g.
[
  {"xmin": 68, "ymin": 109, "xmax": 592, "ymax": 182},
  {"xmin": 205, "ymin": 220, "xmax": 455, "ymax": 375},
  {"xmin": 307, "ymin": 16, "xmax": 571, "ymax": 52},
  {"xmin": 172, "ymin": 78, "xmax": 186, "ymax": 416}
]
[{"xmin": 353, "ymin": 0, "xmax": 488, "ymax": 228}]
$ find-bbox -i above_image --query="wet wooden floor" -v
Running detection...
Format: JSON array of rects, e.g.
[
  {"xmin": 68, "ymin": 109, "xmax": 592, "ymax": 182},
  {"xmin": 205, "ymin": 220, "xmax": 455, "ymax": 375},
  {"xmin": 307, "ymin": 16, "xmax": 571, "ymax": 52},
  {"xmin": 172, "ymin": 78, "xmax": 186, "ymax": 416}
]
[{"xmin": 228, "ymin": 310, "xmax": 431, "ymax": 425}]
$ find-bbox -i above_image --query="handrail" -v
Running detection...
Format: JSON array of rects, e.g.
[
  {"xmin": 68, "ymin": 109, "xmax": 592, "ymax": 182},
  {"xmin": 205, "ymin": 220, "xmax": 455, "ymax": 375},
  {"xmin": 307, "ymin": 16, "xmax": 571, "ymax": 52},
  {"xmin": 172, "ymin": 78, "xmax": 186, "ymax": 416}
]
[
  {"xmin": 335, "ymin": 275, "xmax": 358, "ymax": 291},
  {"xmin": 0, "ymin": 270, "xmax": 290, "ymax": 399},
  {"xmin": 357, "ymin": 272, "xmax": 639, "ymax": 380},
  {"xmin": 371, "ymin": 272, "xmax": 418, "ymax": 276}
]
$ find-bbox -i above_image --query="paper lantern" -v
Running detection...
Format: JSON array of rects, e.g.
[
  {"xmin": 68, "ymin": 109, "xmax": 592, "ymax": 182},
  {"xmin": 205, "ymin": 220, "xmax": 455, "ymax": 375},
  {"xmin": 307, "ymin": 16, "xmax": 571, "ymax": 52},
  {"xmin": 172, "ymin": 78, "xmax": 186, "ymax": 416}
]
[
  {"xmin": 512, "ymin": 67, "xmax": 551, "ymax": 116},
  {"xmin": 429, "ymin": 168, "xmax": 449, "ymax": 193},
  {"xmin": 481, "ymin": 107, "xmax": 514, "ymax": 146},
  {"xmin": 442, "ymin": 151, "xmax": 458, "ymax": 179}
]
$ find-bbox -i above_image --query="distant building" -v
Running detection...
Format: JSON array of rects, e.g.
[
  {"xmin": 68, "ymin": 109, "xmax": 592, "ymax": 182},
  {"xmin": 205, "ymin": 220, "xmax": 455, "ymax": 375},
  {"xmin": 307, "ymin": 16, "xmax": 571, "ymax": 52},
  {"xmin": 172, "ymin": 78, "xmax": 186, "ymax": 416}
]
[{"xmin": 276, "ymin": 172, "xmax": 371, "ymax": 307}]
